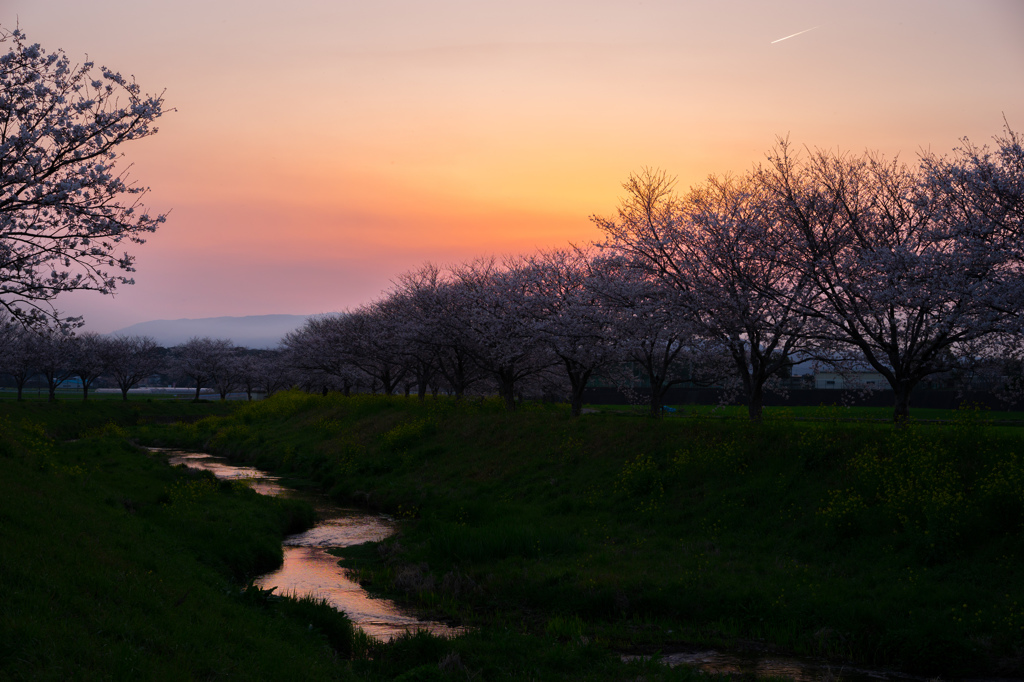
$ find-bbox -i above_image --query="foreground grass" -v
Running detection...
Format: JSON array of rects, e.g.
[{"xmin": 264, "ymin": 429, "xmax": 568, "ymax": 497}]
[
  {"xmin": 0, "ymin": 404, "xmax": 357, "ymax": 680},
  {"xmin": 1, "ymin": 400, "xmax": 712, "ymax": 681},
  {"xmin": 132, "ymin": 392, "xmax": 1024, "ymax": 677}
]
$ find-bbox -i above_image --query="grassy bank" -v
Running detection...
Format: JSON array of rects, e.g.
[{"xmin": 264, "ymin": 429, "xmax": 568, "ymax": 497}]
[
  {"xmin": 131, "ymin": 391, "xmax": 1024, "ymax": 677},
  {"xmin": 2, "ymin": 400, "xmax": 706, "ymax": 681},
  {"xmin": 0, "ymin": 402, "xmax": 360, "ymax": 680}
]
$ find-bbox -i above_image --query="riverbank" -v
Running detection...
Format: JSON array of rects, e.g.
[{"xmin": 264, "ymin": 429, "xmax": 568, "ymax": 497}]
[
  {"xmin": 133, "ymin": 391, "xmax": 1024, "ymax": 677},
  {"xmin": 1, "ymin": 400, "xmax": 699, "ymax": 681},
  {"xmin": 0, "ymin": 404, "xmax": 357, "ymax": 680}
]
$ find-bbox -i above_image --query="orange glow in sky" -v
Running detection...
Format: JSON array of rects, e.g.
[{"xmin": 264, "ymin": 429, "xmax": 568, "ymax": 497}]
[{"xmin": 6, "ymin": 0, "xmax": 1024, "ymax": 331}]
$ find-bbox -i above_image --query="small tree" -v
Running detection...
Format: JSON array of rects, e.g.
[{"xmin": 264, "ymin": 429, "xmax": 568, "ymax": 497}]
[
  {"xmin": 525, "ymin": 249, "xmax": 625, "ymax": 417},
  {"xmin": 29, "ymin": 324, "xmax": 76, "ymax": 402},
  {"xmin": 240, "ymin": 350, "xmax": 292, "ymax": 399},
  {"xmin": 212, "ymin": 350, "xmax": 245, "ymax": 401},
  {"xmin": 102, "ymin": 335, "xmax": 161, "ymax": 401},
  {"xmin": 451, "ymin": 257, "xmax": 555, "ymax": 411},
  {"xmin": 67, "ymin": 332, "xmax": 107, "ymax": 400},
  {"xmin": 591, "ymin": 257, "xmax": 707, "ymax": 418},
  {"xmin": 284, "ymin": 315, "xmax": 362, "ymax": 396},
  {"xmin": 0, "ymin": 313, "xmax": 33, "ymax": 399},
  {"xmin": 175, "ymin": 337, "xmax": 233, "ymax": 401}
]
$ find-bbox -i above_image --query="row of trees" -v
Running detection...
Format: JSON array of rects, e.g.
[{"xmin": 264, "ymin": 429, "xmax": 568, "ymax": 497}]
[
  {"xmin": 0, "ymin": 322, "xmax": 292, "ymax": 402},
  {"xmin": 2, "ymin": 30, "xmax": 1023, "ymax": 423},
  {"xmin": 285, "ymin": 128, "xmax": 1024, "ymax": 422}
]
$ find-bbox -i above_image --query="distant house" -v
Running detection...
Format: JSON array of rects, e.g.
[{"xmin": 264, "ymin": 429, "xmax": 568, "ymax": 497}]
[{"xmin": 814, "ymin": 370, "xmax": 886, "ymax": 390}]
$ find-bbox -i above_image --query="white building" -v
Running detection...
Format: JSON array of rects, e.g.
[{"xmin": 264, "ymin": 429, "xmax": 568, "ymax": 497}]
[{"xmin": 814, "ymin": 371, "xmax": 886, "ymax": 389}]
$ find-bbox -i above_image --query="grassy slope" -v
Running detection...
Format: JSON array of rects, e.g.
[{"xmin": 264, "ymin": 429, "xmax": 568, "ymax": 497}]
[
  {"xmin": 0, "ymin": 401, "xmax": 360, "ymax": 681},
  {"xmin": 133, "ymin": 392, "xmax": 1024, "ymax": 677},
  {"xmin": 1, "ymin": 400, "xmax": 706, "ymax": 682}
]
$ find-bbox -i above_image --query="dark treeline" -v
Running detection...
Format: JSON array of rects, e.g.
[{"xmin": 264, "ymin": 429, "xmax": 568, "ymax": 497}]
[{"xmin": 0, "ymin": 325, "xmax": 292, "ymax": 402}]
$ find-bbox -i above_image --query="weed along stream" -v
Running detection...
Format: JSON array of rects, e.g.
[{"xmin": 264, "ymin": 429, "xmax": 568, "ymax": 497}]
[{"xmin": 159, "ymin": 449, "xmax": 464, "ymax": 641}]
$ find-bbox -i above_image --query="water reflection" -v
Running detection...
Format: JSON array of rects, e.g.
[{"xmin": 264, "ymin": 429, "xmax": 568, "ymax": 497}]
[{"xmin": 158, "ymin": 449, "xmax": 463, "ymax": 640}]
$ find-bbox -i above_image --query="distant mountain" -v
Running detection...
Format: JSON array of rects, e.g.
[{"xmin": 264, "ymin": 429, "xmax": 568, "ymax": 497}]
[{"xmin": 110, "ymin": 314, "xmax": 327, "ymax": 349}]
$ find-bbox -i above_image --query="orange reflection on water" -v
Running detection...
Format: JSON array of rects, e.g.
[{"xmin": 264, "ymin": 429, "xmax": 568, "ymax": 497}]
[{"xmin": 159, "ymin": 449, "xmax": 464, "ymax": 641}]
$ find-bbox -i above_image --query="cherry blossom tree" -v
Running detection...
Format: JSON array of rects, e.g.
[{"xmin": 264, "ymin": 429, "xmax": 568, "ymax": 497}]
[
  {"xmin": 390, "ymin": 263, "xmax": 489, "ymax": 399},
  {"xmin": 101, "ymin": 335, "xmax": 161, "ymax": 401},
  {"xmin": 387, "ymin": 267, "xmax": 444, "ymax": 400},
  {"xmin": 917, "ymin": 124, "xmax": 1024, "ymax": 331},
  {"xmin": 594, "ymin": 168, "xmax": 809, "ymax": 420},
  {"xmin": 175, "ymin": 337, "xmax": 233, "ymax": 401},
  {"xmin": 451, "ymin": 257, "xmax": 554, "ymax": 411},
  {"xmin": 237, "ymin": 350, "xmax": 291, "ymax": 400},
  {"xmin": 0, "ymin": 312, "xmax": 34, "ymax": 399},
  {"xmin": 284, "ymin": 315, "xmax": 361, "ymax": 395},
  {"xmin": 67, "ymin": 331, "xmax": 106, "ymax": 400},
  {"xmin": 29, "ymin": 324, "xmax": 76, "ymax": 401},
  {"xmin": 212, "ymin": 349, "xmax": 245, "ymax": 400},
  {"xmin": 0, "ymin": 28, "xmax": 167, "ymax": 325},
  {"xmin": 590, "ymin": 255, "xmax": 708, "ymax": 417},
  {"xmin": 333, "ymin": 304, "xmax": 409, "ymax": 395},
  {"xmin": 524, "ymin": 248, "xmax": 625, "ymax": 416},
  {"xmin": 763, "ymin": 140, "xmax": 1021, "ymax": 422}
]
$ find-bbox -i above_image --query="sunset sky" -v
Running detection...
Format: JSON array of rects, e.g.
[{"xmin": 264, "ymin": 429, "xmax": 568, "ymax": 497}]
[{"xmin": 5, "ymin": 0, "xmax": 1024, "ymax": 332}]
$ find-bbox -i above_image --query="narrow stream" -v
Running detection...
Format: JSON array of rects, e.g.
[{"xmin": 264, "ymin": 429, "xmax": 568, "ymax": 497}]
[
  {"xmin": 159, "ymin": 449, "xmax": 1013, "ymax": 681},
  {"xmin": 160, "ymin": 450, "xmax": 463, "ymax": 641}
]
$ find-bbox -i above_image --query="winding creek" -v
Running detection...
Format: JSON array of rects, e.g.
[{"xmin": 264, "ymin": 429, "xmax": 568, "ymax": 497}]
[
  {"xmin": 158, "ymin": 449, "xmax": 1009, "ymax": 681},
  {"xmin": 159, "ymin": 450, "xmax": 463, "ymax": 641}
]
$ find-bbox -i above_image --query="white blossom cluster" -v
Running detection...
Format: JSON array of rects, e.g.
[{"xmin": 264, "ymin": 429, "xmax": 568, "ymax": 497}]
[{"xmin": 0, "ymin": 28, "xmax": 166, "ymax": 326}]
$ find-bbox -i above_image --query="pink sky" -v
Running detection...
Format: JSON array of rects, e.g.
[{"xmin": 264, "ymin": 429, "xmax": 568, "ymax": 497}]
[{"xmin": 6, "ymin": 0, "xmax": 1024, "ymax": 332}]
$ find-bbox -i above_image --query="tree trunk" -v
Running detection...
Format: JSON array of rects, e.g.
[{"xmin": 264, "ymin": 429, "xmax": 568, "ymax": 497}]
[
  {"xmin": 498, "ymin": 379, "xmax": 516, "ymax": 411},
  {"xmin": 747, "ymin": 384, "xmax": 764, "ymax": 422},
  {"xmin": 570, "ymin": 391, "xmax": 584, "ymax": 418},
  {"xmin": 894, "ymin": 382, "xmax": 912, "ymax": 423},
  {"xmin": 567, "ymin": 368, "xmax": 591, "ymax": 418},
  {"xmin": 121, "ymin": 386, "xmax": 130, "ymax": 402},
  {"xmin": 648, "ymin": 382, "xmax": 665, "ymax": 418},
  {"xmin": 193, "ymin": 384, "xmax": 202, "ymax": 402},
  {"xmin": 417, "ymin": 381, "xmax": 428, "ymax": 401}
]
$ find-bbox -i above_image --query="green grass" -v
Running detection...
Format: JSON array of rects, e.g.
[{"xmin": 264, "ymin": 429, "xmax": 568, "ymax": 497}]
[
  {"xmin": 6, "ymin": 395, "xmax": 1023, "ymax": 678},
  {"xmin": 128, "ymin": 391, "xmax": 1024, "ymax": 677},
  {"xmin": 0, "ymin": 399, "xmax": 728, "ymax": 681},
  {"xmin": 0, "ymin": 405, "xmax": 358, "ymax": 680}
]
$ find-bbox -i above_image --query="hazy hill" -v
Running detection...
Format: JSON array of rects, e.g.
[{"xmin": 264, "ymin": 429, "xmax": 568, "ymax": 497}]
[{"xmin": 110, "ymin": 314, "xmax": 325, "ymax": 348}]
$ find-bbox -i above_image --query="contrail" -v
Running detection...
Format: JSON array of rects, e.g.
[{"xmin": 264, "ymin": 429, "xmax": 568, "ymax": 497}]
[{"xmin": 771, "ymin": 26, "xmax": 819, "ymax": 44}]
